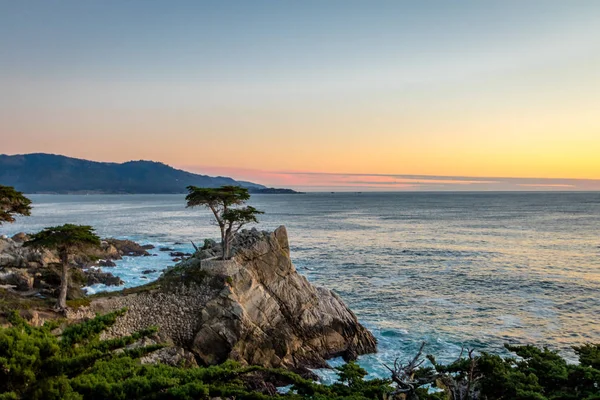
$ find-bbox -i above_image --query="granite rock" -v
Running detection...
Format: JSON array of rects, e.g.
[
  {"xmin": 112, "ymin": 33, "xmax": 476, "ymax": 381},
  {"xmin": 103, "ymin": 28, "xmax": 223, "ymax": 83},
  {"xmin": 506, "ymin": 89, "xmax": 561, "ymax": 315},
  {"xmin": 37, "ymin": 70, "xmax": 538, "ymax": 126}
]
[{"xmin": 87, "ymin": 226, "xmax": 377, "ymax": 374}]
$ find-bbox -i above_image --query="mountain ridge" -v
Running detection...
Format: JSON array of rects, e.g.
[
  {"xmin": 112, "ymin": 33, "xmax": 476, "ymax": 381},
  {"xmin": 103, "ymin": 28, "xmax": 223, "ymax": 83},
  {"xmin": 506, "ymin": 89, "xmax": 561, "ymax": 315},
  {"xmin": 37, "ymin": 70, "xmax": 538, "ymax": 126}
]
[{"xmin": 0, "ymin": 153, "xmax": 296, "ymax": 194}]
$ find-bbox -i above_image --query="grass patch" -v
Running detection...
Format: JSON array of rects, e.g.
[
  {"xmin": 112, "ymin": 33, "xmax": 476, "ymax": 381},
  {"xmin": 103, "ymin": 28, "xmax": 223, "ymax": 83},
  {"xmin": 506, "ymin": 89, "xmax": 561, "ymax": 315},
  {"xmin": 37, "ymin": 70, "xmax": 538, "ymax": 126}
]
[{"xmin": 66, "ymin": 298, "xmax": 91, "ymax": 309}]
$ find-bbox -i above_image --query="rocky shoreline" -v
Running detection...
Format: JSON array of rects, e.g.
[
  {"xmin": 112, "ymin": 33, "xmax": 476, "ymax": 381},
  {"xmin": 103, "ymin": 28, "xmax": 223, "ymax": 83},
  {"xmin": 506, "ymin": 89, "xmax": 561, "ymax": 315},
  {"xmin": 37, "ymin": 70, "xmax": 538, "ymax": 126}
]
[
  {"xmin": 77, "ymin": 226, "xmax": 376, "ymax": 375},
  {"xmin": 0, "ymin": 233, "xmax": 151, "ymax": 298},
  {"xmin": 0, "ymin": 226, "xmax": 377, "ymax": 376}
]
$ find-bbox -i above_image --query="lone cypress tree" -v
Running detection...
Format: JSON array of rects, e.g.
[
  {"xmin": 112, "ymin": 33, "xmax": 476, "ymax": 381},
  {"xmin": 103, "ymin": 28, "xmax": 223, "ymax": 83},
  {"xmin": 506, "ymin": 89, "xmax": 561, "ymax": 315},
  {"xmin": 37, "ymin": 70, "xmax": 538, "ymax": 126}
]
[
  {"xmin": 185, "ymin": 185, "xmax": 263, "ymax": 260},
  {"xmin": 0, "ymin": 185, "xmax": 32, "ymax": 225},
  {"xmin": 24, "ymin": 224, "xmax": 101, "ymax": 310}
]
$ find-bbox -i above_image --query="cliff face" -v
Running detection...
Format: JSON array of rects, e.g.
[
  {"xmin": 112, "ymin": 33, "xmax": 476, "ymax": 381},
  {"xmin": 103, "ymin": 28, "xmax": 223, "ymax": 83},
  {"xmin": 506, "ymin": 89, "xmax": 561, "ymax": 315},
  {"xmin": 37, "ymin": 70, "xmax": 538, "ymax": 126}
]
[{"xmin": 90, "ymin": 226, "xmax": 377, "ymax": 373}]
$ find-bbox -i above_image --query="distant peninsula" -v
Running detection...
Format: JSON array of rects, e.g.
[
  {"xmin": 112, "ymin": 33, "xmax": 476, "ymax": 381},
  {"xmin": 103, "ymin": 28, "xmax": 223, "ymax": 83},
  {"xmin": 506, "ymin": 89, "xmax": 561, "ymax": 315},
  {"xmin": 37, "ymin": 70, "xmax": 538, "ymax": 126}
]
[{"xmin": 0, "ymin": 153, "xmax": 301, "ymax": 194}]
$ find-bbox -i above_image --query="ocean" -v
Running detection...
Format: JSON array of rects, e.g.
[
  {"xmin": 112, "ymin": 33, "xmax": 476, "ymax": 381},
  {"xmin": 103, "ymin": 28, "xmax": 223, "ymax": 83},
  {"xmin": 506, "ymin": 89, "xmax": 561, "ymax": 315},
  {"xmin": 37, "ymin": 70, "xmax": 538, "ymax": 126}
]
[{"xmin": 3, "ymin": 192, "xmax": 600, "ymax": 380}]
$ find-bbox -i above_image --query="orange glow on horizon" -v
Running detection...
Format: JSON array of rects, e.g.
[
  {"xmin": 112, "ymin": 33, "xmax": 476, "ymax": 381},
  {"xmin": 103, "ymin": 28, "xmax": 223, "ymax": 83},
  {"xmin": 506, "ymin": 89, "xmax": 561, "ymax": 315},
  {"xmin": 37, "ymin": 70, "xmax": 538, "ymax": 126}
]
[
  {"xmin": 4, "ymin": 84, "xmax": 598, "ymax": 183},
  {"xmin": 2, "ymin": 2, "xmax": 600, "ymax": 188}
]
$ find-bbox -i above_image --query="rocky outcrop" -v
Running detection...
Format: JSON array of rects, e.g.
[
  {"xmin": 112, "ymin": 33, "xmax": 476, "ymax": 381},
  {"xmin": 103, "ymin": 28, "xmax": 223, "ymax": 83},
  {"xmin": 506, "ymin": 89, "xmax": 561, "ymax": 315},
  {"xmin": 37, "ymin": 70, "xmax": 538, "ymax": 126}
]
[
  {"xmin": 0, "ymin": 235, "xmax": 139, "ymax": 270},
  {"xmin": 0, "ymin": 235, "xmax": 58, "ymax": 268},
  {"xmin": 88, "ymin": 226, "xmax": 377, "ymax": 374},
  {"xmin": 105, "ymin": 239, "xmax": 150, "ymax": 257},
  {"xmin": 84, "ymin": 268, "xmax": 124, "ymax": 286},
  {"xmin": 11, "ymin": 232, "xmax": 30, "ymax": 244},
  {"xmin": 0, "ymin": 268, "xmax": 34, "ymax": 291},
  {"xmin": 0, "ymin": 235, "xmax": 148, "ymax": 297}
]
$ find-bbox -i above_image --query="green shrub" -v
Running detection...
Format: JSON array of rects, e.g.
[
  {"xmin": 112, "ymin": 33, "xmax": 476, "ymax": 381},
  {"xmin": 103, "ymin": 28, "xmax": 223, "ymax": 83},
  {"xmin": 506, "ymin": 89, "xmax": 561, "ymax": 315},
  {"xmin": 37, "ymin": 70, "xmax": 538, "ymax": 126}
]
[{"xmin": 1, "ymin": 309, "xmax": 599, "ymax": 400}]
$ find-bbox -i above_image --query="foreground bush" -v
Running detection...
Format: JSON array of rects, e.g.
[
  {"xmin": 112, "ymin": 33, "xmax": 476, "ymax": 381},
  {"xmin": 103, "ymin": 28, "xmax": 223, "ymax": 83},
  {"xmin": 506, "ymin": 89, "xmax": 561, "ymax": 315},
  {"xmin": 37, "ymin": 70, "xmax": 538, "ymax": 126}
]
[
  {"xmin": 0, "ymin": 310, "xmax": 387, "ymax": 399},
  {"xmin": 0, "ymin": 311, "xmax": 598, "ymax": 399}
]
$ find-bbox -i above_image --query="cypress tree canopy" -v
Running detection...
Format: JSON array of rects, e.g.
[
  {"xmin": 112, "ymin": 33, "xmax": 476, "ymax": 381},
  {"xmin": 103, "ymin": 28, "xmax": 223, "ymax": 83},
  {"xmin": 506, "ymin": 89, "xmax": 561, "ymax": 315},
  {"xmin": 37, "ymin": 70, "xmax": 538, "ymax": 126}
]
[
  {"xmin": 185, "ymin": 185, "xmax": 250, "ymax": 209},
  {"xmin": 185, "ymin": 185, "xmax": 263, "ymax": 260},
  {"xmin": 0, "ymin": 185, "xmax": 32, "ymax": 224},
  {"xmin": 24, "ymin": 224, "xmax": 101, "ymax": 251}
]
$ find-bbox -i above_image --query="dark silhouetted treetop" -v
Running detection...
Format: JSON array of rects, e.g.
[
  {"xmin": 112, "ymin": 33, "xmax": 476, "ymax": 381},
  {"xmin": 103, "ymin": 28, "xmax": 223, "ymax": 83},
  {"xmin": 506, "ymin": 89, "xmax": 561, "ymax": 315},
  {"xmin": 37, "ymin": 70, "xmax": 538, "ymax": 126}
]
[
  {"xmin": 0, "ymin": 185, "xmax": 32, "ymax": 224},
  {"xmin": 185, "ymin": 185, "xmax": 250, "ymax": 209}
]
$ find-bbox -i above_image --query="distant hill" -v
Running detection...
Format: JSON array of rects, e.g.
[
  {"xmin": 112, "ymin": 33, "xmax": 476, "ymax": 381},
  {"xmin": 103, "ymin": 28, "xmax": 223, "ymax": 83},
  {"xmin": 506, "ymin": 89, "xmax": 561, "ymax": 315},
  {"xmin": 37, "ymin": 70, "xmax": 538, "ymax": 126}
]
[{"xmin": 0, "ymin": 153, "xmax": 296, "ymax": 194}]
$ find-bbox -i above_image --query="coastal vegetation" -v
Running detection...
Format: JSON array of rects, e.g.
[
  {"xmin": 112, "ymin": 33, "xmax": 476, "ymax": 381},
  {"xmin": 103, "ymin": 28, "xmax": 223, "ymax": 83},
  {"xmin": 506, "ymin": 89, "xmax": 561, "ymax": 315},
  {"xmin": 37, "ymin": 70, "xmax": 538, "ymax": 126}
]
[
  {"xmin": 0, "ymin": 185, "xmax": 32, "ymax": 225},
  {"xmin": 24, "ymin": 225, "xmax": 101, "ymax": 311},
  {"xmin": 185, "ymin": 185, "xmax": 263, "ymax": 259},
  {"xmin": 0, "ymin": 310, "xmax": 598, "ymax": 399}
]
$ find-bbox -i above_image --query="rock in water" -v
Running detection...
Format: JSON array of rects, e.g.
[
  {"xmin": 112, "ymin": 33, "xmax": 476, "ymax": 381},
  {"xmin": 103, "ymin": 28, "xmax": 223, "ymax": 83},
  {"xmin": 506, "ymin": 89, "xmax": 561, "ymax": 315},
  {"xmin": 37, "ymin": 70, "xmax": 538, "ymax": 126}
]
[
  {"xmin": 84, "ymin": 269, "xmax": 124, "ymax": 286},
  {"xmin": 90, "ymin": 226, "xmax": 377, "ymax": 374},
  {"xmin": 105, "ymin": 238, "xmax": 150, "ymax": 257}
]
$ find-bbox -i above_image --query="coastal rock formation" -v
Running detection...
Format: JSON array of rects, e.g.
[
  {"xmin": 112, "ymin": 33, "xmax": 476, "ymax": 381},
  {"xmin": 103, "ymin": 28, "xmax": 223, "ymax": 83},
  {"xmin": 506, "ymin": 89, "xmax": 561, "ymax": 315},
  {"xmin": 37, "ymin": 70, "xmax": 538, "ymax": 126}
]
[
  {"xmin": 84, "ymin": 268, "xmax": 124, "ymax": 286},
  {"xmin": 104, "ymin": 238, "xmax": 150, "ymax": 257},
  {"xmin": 0, "ymin": 235, "xmax": 58, "ymax": 268},
  {"xmin": 0, "ymin": 235, "xmax": 147, "ymax": 269},
  {"xmin": 89, "ymin": 226, "xmax": 377, "ymax": 373},
  {"xmin": 0, "ymin": 235, "xmax": 147, "ymax": 297}
]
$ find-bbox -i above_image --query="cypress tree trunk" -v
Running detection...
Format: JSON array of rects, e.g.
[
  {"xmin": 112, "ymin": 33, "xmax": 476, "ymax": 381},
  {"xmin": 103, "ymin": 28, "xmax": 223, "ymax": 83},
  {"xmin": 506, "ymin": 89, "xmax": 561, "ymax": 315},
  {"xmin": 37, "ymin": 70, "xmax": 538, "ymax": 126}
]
[
  {"xmin": 220, "ymin": 226, "xmax": 227, "ymax": 260},
  {"xmin": 57, "ymin": 248, "xmax": 69, "ymax": 310},
  {"xmin": 222, "ymin": 231, "xmax": 230, "ymax": 260}
]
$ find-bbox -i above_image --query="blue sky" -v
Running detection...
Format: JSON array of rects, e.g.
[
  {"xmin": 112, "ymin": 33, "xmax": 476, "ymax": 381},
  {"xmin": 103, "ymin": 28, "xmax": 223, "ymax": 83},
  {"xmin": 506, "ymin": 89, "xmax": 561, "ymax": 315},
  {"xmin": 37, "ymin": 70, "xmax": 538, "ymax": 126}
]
[{"xmin": 1, "ymin": 1, "xmax": 599, "ymax": 190}]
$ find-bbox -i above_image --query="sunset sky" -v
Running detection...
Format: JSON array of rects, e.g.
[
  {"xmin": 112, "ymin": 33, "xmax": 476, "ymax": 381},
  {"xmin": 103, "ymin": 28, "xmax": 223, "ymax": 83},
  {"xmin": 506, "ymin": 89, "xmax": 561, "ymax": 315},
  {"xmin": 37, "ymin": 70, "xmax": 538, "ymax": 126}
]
[{"xmin": 1, "ymin": 1, "xmax": 599, "ymax": 190}]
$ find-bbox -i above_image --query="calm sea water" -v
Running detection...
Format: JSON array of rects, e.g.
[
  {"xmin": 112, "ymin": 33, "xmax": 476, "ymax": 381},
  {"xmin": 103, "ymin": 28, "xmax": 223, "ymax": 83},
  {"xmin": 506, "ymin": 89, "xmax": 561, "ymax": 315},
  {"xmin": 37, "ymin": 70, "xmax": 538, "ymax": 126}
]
[{"xmin": 3, "ymin": 192, "xmax": 600, "ymax": 379}]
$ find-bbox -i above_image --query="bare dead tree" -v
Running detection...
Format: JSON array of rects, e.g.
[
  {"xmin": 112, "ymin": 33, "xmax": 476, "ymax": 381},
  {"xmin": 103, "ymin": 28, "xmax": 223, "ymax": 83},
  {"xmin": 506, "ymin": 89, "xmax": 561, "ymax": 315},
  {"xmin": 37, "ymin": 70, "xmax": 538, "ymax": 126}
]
[
  {"xmin": 383, "ymin": 342, "xmax": 438, "ymax": 400},
  {"xmin": 432, "ymin": 347, "xmax": 481, "ymax": 400}
]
